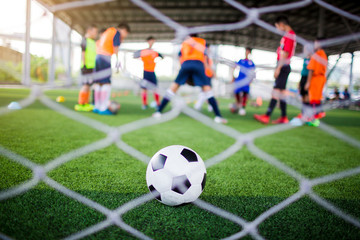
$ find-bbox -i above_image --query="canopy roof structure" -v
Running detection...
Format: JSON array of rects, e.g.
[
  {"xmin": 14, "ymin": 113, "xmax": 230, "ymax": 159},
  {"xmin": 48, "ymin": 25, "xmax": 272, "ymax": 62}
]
[{"xmin": 35, "ymin": 0, "xmax": 360, "ymax": 55}]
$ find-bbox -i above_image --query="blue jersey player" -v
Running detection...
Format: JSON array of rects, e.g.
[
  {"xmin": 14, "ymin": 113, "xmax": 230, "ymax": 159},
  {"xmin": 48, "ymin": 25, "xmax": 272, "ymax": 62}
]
[{"xmin": 233, "ymin": 47, "xmax": 255, "ymax": 116}]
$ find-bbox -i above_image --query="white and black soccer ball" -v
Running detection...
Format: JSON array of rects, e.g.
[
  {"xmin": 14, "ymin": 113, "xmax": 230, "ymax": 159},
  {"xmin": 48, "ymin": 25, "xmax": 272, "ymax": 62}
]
[
  {"xmin": 146, "ymin": 145, "xmax": 207, "ymax": 206},
  {"xmin": 108, "ymin": 100, "xmax": 120, "ymax": 114}
]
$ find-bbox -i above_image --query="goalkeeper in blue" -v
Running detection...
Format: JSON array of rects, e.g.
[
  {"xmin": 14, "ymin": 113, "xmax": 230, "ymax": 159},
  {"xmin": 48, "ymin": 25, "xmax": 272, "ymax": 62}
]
[{"xmin": 232, "ymin": 47, "xmax": 256, "ymax": 116}]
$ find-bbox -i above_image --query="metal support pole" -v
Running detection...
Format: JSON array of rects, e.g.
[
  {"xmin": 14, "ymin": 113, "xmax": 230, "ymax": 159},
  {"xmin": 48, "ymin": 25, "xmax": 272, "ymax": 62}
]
[
  {"xmin": 49, "ymin": 15, "xmax": 57, "ymax": 86},
  {"xmin": 317, "ymin": 7, "xmax": 325, "ymax": 38},
  {"xmin": 123, "ymin": 52, "xmax": 127, "ymax": 72},
  {"xmin": 349, "ymin": 52, "xmax": 354, "ymax": 99},
  {"xmin": 326, "ymin": 54, "xmax": 342, "ymax": 79},
  {"xmin": 66, "ymin": 28, "xmax": 72, "ymax": 86},
  {"xmin": 22, "ymin": 0, "xmax": 31, "ymax": 86},
  {"xmin": 172, "ymin": 46, "xmax": 178, "ymax": 77}
]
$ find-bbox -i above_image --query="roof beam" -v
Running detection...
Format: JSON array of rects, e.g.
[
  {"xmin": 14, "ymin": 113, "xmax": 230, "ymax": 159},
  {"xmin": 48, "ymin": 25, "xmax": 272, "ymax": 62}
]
[{"xmin": 48, "ymin": 0, "xmax": 115, "ymax": 13}]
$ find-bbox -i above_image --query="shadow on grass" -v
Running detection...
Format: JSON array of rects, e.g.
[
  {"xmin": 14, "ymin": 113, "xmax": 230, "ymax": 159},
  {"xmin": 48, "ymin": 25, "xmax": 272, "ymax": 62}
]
[
  {"xmin": 1, "ymin": 188, "xmax": 360, "ymax": 239},
  {"xmin": 259, "ymin": 196, "xmax": 360, "ymax": 240},
  {"xmin": 323, "ymin": 114, "xmax": 360, "ymax": 128},
  {"xmin": 0, "ymin": 187, "xmax": 144, "ymax": 240}
]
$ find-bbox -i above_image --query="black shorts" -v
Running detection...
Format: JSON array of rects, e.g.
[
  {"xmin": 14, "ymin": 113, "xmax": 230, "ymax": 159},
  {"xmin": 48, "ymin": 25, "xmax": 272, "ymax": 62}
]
[
  {"xmin": 274, "ymin": 65, "xmax": 291, "ymax": 90},
  {"xmin": 299, "ymin": 75, "xmax": 308, "ymax": 97},
  {"xmin": 81, "ymin": 67, "xmax": 94, "ymax": 85},
  {"xmin": 141, "ymin": 71, "xmax": 158, "ymax": 89}
]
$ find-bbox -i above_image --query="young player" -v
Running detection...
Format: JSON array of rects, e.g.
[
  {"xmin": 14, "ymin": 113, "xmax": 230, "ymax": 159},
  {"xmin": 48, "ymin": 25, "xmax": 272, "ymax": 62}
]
[
  {"xmin": 74, "ymin": 25, "xmax": 98, "ymax": 112},
  {"xmin": 153, "ymin": 34, "xmax": 227, "ymax": 124},
  {"xmin": 299, "ymin": 53, "xmax": 311, "ymax": 104},
  {"xmin": 194, "ymin": 45, "xmax": 214, "ymax": 112},
  {"xmin": 254, "ymin": 16, "xmax": 296, "ymax": 124},
  {"xmin": 93, "ymin": 23, "xmax": 130, "ymax": 115},
  {"xmin": 233, "ymin": 47, "xmax": 255, "ymax": 116},
  {"xmin": 304, "ymin": 38, "xmax": 328, "ymax": 126},
  {"xmin": 134, "ymin": 36, "xmax": 163, "ymax": 109}
]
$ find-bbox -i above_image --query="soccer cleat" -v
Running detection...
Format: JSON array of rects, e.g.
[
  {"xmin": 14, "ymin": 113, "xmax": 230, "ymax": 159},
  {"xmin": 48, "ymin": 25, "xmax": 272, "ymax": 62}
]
[
  {"xmin": 238, "ymin": 108, "xmax": 246, "ymax": 116},
  {"xmin": 314, "ymin": 112, "xmax": 326, "ymax": 119},
  {"xmin": 142, "ymin": 105, "xmax": 148, "ymax": 110},
  {"xmin": 93, "ymin": 108, "xmax": 99, "ymax": 114},
  {"xmin": 83, "ymin": 104, "xmax": 94, "ymax": 111},
  {"xmin": 74, "ymin": 104, "xmax": 82, "ymax": 111},
  {"xmin": 254, "ymin": 114, "xmax": 270, "ymax": 124},
  {"xmin": 98, "ymin": 109, "xmax": 114, "ymax": 115},
  {"xmin": 152, "ymin": 112, "xmax": 162, "ymax": 119},
  {"xmin": 306, "ymin": 119, "xmax": 320, "ymax": 127},
  {"xmin": 76, "ymin": 104, "xmax": 94, "ymax": 112},
  {"xmin": 272, "ymin": 116, "xmax": 289, "ymax": 124},
  {"xmin": 214, "ymin": 116, "xmax": 228, "ymax": 124},
  {"xmin": 207, "ymin": 105, "xmax": 213, "ymax": 112}
]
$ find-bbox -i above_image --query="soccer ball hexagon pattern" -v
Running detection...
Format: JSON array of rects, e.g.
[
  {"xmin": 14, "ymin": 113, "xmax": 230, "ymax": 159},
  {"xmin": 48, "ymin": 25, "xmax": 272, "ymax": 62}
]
[{"xmin": 146, "ymin": 145, "xmax": 207, "ymax": 206}]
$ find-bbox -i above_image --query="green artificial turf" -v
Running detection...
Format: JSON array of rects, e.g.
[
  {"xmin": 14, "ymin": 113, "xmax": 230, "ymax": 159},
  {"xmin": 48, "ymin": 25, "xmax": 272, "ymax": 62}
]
[{"xmin": 0, "ymin": 88, "xmax": 359, "ymax": 240}]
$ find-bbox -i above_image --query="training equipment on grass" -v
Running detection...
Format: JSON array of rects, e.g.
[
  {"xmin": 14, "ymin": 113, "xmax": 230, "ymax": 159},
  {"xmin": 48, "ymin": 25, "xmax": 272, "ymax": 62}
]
[
  {"xmin": 56, "ymin": 96, "xmax": 65, "ymax": 103},
  {"xmin": 7, "ymin": 102, "xmax": 21, "ymax": 110},
  {"xmin": 146, "ymin": 145, "xmax": 206, "ymax": 206}
]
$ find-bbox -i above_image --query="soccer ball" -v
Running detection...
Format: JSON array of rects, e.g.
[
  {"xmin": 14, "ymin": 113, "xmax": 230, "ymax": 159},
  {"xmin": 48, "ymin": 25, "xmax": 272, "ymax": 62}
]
[
  {"xmin": 146, "ymin": 145, "xmax": 207, "ymax": 206},
  {"xmin": 229, "ymin": 103, "xmax": 238, "ymax": 113},
  {"xmin": 108, "ymin": 100, "xmax": 121, "ymax": 114},
  {"xmin": 56, "ymin": 96, "xmax": 65, "ymax": 103}
]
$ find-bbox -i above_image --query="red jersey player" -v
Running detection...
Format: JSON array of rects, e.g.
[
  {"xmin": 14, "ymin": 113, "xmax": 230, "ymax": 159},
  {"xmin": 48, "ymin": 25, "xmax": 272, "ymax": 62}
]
[{"xmin": 254, "ymin": 16, "xmax": 296, "ymax": 124}]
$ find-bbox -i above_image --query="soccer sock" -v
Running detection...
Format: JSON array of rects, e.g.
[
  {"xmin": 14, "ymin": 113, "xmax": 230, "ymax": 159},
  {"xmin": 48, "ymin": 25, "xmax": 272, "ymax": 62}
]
[
  {"xmin": 280, "ymin": 100, "xmax": 287, "ymax": 117},
  {"xmin": 301, "ymin": 102, "xmax": 310, "ymax": 118},
  {"xmin": 195, "ymin": 92, "xmax": 206, "ymax": 109},
  {"xmin": 78, "ymin": 90, "xmax": 89, "ymax": 105},
  {"xmin": 316, "ymin": 103, "xmax": 322, "ymax": 115},
  {"xmin": 158, "ymin": 89, "xmax": 175, "ymax": 113},
  {"xmin": 153, "ymin": 92, "xmax": 160, "ymax": 106},
  {"xmin": 313, "ymin": 103, "xmax": 322, "ymax": 117},
  {"xmin": 99, "ymin": 84, "xmax": 111, "ymax": 111},
  {"xmin": 93, "ymin": 84, "xmax": 101, "ymax": 110},
  {"xmin": 205, "ymin": 91, "xmax": 221, "ymax": 117},
  {"xmin": 309, "ymin": 101, "xmax": 322, "ymax": 118},
  {"xmin": 266, "ymin": 98, "xmax": 277, "ymax": 116},
  {"xmin": 242, "ymin": 93, "xmax": 248, "ymax": 108},
  {"xmin": 235, "ymin": 93, "xmax": 241, "ymax": 107},
  {"xmin": 141, "ymin": 91, "xmax": 147, "ymax": 106}
]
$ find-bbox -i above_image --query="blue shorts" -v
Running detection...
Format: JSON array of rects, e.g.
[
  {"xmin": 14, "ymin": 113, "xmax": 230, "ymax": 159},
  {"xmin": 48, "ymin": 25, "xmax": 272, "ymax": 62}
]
[
  {"xmin": 94, "ymin": 55, "xmax": 111, "ymax": 84},
  {"xmin": 206, "ymin": 76, "xmax": 212, "ymax": 87},
  {"xmin": 141, "ymin": 71, "xmax": 157, "ymax": 89},
  {"xmin": 175, "ymin": 60, "xmax": 210, "ymax": 87},
  {"xmin": 234, "ymin": 77, "xmax": 250, "ymax": 94}
]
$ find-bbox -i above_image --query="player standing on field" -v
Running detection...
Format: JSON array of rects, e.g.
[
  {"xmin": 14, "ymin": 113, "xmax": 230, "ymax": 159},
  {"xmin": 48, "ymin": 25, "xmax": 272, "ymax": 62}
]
[
  {"xmin": 93, "ymin": 23, "xmax": 130, "ymax": 115},
  {"xmin": 254, "ymin": 16, "xmax": 296, "ymax": 124},
  {"xmin": 153, "ymin": 34, "xmax": 227, "ymax": 124},
  {"xmin": 299, "ymin": 53, "xmax": 311, "ymax": 104},
  {"xmin": 134, "ymin": 36, "xmax": 163, "ymax": 110},
  {"xmin": 303, "ymin": 37, "xmax": 328, "ymax": 126},
  {"xmin": 232, "ymin": 47, "xmax": 255, "ymax": 116},
  {"xmin": 75, "ymin": 25, "xmax": 98, "ymax": 112}
]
